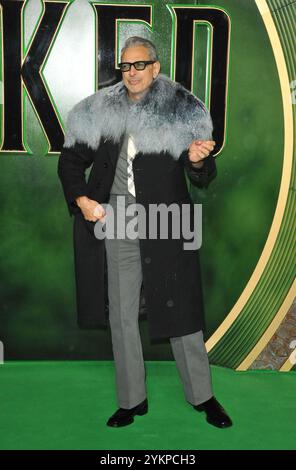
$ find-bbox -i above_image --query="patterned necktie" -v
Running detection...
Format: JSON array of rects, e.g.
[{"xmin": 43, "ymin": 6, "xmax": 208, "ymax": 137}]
[{"xmin": 127, "ymin": 135, "xmax": 137, "ymax": 197}]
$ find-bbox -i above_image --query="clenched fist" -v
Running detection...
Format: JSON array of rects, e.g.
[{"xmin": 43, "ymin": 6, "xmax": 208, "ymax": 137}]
[
  {"xmin": 188, "ymin": 140, "xmax": 216, "ymax": 168},
  {"xmin": 75, "ymin": 196, "xmax": 106, "ymax": 223}
]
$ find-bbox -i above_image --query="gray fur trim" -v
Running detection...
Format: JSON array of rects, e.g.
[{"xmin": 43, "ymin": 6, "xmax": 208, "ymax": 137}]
[{"xmin": 63, "ymin": 74, "xmax": 213, "ymax": 160}]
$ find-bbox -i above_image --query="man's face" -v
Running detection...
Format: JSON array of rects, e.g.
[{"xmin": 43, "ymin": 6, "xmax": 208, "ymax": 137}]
[{"xmin": 121, "ymin": 45, "xmax": 160, "ymax": 101}]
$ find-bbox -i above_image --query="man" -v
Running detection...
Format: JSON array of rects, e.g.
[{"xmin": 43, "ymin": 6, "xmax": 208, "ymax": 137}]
[{"xmin": 58, "ymin": 37, "xmax": 232, "ymax": 429}]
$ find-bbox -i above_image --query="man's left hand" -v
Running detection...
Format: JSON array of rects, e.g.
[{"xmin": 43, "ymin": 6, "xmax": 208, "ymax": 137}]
[{"xmin": 188, "ymin": 140, "xmax": 216, "ymax": 167}]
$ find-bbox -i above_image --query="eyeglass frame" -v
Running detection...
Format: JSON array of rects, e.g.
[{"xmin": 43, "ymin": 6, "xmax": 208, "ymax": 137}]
[{"xmin": 118, "ymin": 60, "xmax": 157, "ymax": 72}]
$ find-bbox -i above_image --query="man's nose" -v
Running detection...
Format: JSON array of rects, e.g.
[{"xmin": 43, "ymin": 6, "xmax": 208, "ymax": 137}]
[{"xmin": 129, "ymin": 65, "xmax": 137, "ymax": 76}]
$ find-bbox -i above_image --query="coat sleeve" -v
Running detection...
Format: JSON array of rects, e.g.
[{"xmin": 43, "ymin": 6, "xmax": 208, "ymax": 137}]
[
  {"xmin": 180, "ymin": 150, "xmax": 217, "ymax": 188},
  {"xmin": 57, "ymin": 142, "xmax": 94, "ymax": 217},
  {"xmin": 178, "ymin": 94, "xmax": 217, "ymax": 188}
]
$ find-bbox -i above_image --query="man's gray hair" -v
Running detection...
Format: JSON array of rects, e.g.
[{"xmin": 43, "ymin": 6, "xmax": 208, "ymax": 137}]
[{"xmin": 121, "ymin": 36, "xmax": 158, "ymax": 61}]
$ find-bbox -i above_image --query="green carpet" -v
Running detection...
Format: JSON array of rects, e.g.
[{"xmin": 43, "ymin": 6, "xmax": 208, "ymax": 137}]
[{"xmin": 0, "ymin": 361, "xmax": 294, "ymax": 450}]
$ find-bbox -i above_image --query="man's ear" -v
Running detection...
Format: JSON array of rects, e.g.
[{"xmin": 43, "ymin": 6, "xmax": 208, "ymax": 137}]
[{"xmin": 153, "ymin": 61, "xmax": 161, "ymax": 79}]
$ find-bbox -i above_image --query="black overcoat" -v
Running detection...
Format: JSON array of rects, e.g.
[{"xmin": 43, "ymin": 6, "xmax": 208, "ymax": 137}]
[{"xmin": 58, "ymin": 74, "xmax": 217, "ymax": 339}]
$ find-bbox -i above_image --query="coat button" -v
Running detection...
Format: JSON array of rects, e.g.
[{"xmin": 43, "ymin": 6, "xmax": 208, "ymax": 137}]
[
  {"xmin": 166, "ymin": 299, "xmax": 174, "ymax": 307},
  {"xmin": 144, "ymin": 257, "xmax": 151, "ymax": 264},
  {"xmin": 103, "ymin": 162, "xmax": 108, "ymax": 168}
]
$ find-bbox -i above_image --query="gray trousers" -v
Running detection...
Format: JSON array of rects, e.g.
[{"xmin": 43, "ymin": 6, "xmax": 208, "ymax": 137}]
[{"xmin": 104, "ymin": 196, "xmax": 213, "ymax": 409}]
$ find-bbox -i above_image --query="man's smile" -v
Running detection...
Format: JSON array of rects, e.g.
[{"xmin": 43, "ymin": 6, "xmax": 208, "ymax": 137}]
[{"xmin": 128, "ymin": 79, "xmax": 141, "ymax": 85}]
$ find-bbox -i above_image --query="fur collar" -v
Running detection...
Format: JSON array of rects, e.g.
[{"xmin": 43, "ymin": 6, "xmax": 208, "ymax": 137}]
[{"xmin": 64, "ymin": 74, "xmax": 213, "ymax": 160}]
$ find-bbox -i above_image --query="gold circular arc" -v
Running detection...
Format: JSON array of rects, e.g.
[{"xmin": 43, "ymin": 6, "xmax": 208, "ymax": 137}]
[{"xmin": 205, "ymin": 0, "xmax": 295, "ymax": 368}]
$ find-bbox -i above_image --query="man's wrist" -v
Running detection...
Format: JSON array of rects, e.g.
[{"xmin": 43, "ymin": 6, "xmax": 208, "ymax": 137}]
[
  {"xmin": 75, "ymin": 196, "xmax": 89, "ymax": 207},
  {"xmin": 190, "ymin": 159, "xmax": 204, "ymax": 169}
]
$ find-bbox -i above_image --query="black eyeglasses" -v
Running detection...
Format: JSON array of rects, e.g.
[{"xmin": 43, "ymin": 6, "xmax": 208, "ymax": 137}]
[{"xmin": 118, "ymin": 60, "xmax": 156, "ymax": 72}]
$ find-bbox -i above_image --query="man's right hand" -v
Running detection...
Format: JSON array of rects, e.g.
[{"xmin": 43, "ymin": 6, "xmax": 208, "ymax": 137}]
[{"xmin": 75, "ymin": 196, "xmax": 106, "ymax": 222}]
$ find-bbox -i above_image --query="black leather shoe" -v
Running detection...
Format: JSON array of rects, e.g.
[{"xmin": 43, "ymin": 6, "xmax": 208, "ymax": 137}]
[
  {"xmin": 106, "ymin": 398, "xmax": 148, "ymax": 427},
  {"xmin": 194, "ymin": 396, "xmax": 233, "ymax": 428}
]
